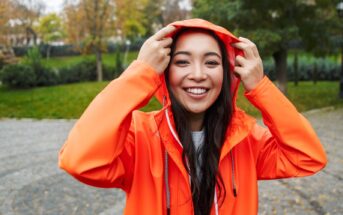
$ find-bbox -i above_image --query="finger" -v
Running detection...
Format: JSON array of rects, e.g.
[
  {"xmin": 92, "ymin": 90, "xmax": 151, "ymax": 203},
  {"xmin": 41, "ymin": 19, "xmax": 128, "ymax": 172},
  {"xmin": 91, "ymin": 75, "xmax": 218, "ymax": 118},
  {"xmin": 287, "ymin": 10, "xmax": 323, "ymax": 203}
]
[
  {"xmin": 165, "ymin": 48, "xmax": 171, "ymax": 55},
  {"xmin": 153, "ymin": 25, "xmax": 176, "ymax": 41},
  {"xmin": 235, "ymin": 55, "xmax": 248, "ymax": 67},
  {"xmin": 232, "ymin": 42, "xmax": 255, "ymax": 59},
  {"xmin": 233, "ymin": 66, "xmax": 245, "ymax": 77},
  {"xmin": 159, "ymin": 37, "xmax": 173, "ymax": 48},
  {"xmin": 238, "ymin": 37, "xmax": 260, "ymax": 58}
]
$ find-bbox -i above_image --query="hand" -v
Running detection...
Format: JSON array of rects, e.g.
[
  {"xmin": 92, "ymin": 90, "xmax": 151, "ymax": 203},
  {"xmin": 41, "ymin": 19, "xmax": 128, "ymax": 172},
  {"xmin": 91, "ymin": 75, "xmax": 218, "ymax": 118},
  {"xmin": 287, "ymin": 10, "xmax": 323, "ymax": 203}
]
[
  {"xmin": 231, "ymin": 37, "xmax": 264, "ymax": 91},
  {"xmin": 137, "ymin": 25, "xmax": 176, "ymax": 74}
]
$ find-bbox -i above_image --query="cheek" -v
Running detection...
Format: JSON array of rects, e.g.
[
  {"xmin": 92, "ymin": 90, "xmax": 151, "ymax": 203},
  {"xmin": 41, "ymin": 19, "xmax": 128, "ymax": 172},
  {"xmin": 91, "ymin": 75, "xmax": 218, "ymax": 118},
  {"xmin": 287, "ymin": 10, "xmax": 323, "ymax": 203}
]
[
  {"xmin": 211, "ymin": 69, "xmax": 224, "ymax": 90},
  {"xmin": 168, "ymin": 66, "xmax": 184, "ymax": 89}
]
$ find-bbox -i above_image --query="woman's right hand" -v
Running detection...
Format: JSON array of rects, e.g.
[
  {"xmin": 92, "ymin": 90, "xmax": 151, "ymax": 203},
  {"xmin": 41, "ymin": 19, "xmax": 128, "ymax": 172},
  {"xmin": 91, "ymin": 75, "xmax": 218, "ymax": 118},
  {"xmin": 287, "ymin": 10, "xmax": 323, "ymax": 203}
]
[{"xmin": 137, "ymin": 25, "xmax": 176, "ymax": 74}]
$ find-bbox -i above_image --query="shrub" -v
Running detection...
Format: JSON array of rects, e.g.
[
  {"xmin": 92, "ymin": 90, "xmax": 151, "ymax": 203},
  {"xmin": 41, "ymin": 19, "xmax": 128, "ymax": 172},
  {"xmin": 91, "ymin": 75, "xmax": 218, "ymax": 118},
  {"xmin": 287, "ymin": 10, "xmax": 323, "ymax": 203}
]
[
  {"xmin": 58, "ymin": 59, "xmax": 97, "ymax": 84},
  {"xmin": 263, "ymin": 56, "xmax": 340, "ymax": 82},
  {"xmin": 58, "ymin": 57, "xmax": 125, "ymax": 83},
  {"xmin": 35, "ymin": 67, "xmax": 59, "ymax": 86},
  {"xmin": 23, "ymin": 47, "xmax": 59, "ymax": 86},
  {"xmin": 103, "ymin": 65, "xmax": 120, "ymax": 80},
  {"xmin": 0, "ymin": 64, "xmax": 36, "ymax": 88}
]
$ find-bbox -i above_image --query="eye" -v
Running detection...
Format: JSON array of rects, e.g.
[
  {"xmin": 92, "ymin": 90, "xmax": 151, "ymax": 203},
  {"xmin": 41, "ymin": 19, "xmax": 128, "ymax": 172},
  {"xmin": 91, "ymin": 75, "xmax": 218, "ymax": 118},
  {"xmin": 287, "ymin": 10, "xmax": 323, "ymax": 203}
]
[
  {"xmin": 174, "ymin": 60, "xmax": 189, "ymax": 66},
  {"xmin": 206, "ymin": 61, "xmax": 220, "ymax": 66}
]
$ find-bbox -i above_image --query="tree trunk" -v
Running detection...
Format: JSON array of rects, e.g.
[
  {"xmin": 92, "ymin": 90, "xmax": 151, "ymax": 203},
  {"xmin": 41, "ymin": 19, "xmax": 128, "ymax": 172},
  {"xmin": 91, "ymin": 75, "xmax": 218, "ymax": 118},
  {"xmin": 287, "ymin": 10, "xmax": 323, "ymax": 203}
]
[
  {"xmin": 47, "ymin": 44, "xmax": 51, "ymax": 60},
  {"xmin": 340, "ymin": 45, "xmax": 343, "ymax": 98},
  {"xmin": 96, "ymin": 48, "xmax": 103, "ymax": 82},
  {"xmin": 293, "ymin": 51, "xmax": 298, "ymax": 86},
  {"xmin": 273, "ymin": 48, "xmax": 288, "ymax": 94},
  {"xmin": 313, "ymin": 62, "xmax": 317, "ymax": 85}
]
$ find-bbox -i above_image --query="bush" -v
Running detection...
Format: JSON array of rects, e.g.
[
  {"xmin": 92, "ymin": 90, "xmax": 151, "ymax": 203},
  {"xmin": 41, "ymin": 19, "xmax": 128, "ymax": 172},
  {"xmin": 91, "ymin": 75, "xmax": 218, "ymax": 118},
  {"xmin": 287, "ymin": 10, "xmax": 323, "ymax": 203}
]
[
  {"xmin": 0, "ymin": 64, "xmax": 36, "ymax": 88},
  {"xmin": 103, "ymin": 65, "xmax": 118, "ymax": 80},
  {"xmin": 58, "ymin": 58, "xmax": 123, "ymax": 84},
  {"xmin": 58, "ymin": 59, "xmax": 97, "ymax": 84},
  {"xmin": 35, "ymin": 67, "xmax": 59, "ymax": 86},
  {"xmin": 263, "ymin": 56, "xmax": 340, "ymax": 82},
  {"xmin": 23, "ymin": 47, "xmax": 58, "ymax": 86}
]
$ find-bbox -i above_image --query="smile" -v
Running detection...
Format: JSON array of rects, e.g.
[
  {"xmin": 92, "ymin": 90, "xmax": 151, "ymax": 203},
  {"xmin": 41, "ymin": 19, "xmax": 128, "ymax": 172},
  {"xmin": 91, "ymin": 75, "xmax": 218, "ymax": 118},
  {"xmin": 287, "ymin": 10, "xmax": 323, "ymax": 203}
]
[{"xmin": 185, "ymin": 87, "xmax": 209, "ymax": 95}]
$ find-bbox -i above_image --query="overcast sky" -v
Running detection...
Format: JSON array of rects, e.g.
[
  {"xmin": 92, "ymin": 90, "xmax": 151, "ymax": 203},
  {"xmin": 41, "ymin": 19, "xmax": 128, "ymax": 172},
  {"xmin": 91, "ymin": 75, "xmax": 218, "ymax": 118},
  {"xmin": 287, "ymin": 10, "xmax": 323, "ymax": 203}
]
[
  {"xmin": 43, "ymin": 0, "xmax": 193, "ymax": 14},
  {"xmin": 44, "ymin": 0, "xmax": 64, "ymax": 14}
]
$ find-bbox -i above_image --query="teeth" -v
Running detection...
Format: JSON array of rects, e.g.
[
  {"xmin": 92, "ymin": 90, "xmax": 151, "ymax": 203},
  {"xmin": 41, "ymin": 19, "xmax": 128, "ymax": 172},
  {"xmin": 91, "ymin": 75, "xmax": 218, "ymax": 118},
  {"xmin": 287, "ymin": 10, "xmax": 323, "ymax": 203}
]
[{"xmin": 186, "ymin": 88, "xmax": 207, "ymax": 95}]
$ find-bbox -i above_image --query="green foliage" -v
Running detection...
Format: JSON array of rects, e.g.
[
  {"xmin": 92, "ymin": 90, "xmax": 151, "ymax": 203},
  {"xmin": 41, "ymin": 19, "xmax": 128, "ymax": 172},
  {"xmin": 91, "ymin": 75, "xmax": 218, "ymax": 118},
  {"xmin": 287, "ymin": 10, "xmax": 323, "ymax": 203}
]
[
  {"xmin": 23, "ymin": 47, "xmax": 42, "ymax": 69},
  {"xmin": 23, "ymin": 47, "xmax": 58, "ymax": 86},
  {"xmin": 263, "ymin": 55, "xmax": 340, "ymax": 81},
  {"xmin": 0, "ymin": 58, "xmax": 5, "ymax": 70},
  {"xmin": 58, "ymin": 59, "xmax": 97, "ymax": 84},
  {"xmin": 115, "ymin": 45, "xmax": 124, "ymax": 74},
  {"xmin": 124, "ymin": 19, "xmax": 147, "ymax": 40},
  {"xmin": 36, "ymin": 13, "xmax": 64, "ymax": 44},
  {"xmin": 58, "ymin": 59, "xmax": 119, "ymax": 84},
  {"xmin": 40, "ymin": 51, "xmax": 139, "ymax": 69},
  {"xmin": 0, "ymin": 64, "xmax": 36, "ymax": 88},
  {"xmin": 193, "ymin": 0, "xmax": 339, "ymax": 57}
]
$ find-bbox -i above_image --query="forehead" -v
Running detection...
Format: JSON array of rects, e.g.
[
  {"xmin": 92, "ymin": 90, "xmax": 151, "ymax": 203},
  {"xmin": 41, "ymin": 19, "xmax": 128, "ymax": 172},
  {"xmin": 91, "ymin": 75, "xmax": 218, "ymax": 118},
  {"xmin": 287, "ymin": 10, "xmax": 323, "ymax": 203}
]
[{"xmin": 174, "ymin": 31, "xmax": 221, "ymax": 54}]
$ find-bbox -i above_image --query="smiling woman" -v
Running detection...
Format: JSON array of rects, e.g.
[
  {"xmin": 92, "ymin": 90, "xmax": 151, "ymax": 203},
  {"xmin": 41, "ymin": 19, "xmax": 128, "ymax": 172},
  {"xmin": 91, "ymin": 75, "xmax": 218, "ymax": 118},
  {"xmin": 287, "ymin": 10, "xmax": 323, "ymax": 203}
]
[
  {"xmin": 58, "ymin": 19, "xmax": 327, "ymax": 215},
  {"xmin": 165, "ymin": 28, "xmax": 230, "ymax": 215}
]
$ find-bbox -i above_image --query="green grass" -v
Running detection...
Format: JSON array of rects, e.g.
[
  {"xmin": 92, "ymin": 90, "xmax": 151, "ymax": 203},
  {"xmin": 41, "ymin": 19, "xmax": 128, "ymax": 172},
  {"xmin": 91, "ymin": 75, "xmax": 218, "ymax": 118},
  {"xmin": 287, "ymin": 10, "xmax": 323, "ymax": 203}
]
[
  {"xmin": 20, "ymin": 51, "xmax": 139, "ymax": 69},
  {"xmin": 0, "ymin": 81, "xmax": 342, "ymax": 119},
  {"xmin": 0, "ymin": 82, "xmax": 108, "ymax": 119}
]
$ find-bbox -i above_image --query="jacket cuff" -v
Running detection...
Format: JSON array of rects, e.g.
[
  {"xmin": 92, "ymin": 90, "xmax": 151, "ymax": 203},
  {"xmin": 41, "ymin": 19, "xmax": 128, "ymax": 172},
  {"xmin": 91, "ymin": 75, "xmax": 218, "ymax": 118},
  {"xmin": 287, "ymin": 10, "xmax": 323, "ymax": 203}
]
[
  {"xmin": 244, "ymin": 76, "xmax": 270, "ymax": 99},
  {"xmin": 121, "ymin": 60, "xmax": 162, "ymax": 88},
  {"xmin": 244, "ymin": 76, "xmax": 298, "ymax": 117}
]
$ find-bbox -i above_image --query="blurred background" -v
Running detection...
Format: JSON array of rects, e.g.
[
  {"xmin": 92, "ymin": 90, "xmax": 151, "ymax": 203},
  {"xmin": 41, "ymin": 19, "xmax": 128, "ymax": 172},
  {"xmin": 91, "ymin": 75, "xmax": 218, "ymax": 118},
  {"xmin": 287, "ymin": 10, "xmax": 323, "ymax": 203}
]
[
  {"xmin": 0, "ymin": 0, "xmax": 342, "ymax": 117},
  {"xmin": 0, "ymin": 0, "xmax": 342, "ymax": 214}
]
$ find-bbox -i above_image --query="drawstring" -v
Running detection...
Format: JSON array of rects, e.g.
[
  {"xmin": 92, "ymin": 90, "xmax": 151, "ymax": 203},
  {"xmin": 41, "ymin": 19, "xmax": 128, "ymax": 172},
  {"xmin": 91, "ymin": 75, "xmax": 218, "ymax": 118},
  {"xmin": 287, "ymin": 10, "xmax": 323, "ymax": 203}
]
[
  {"xmin": 214, "ymin": 188, "xmax": 219, "ymax": 215},
  {"xmin": 212, "ymin": 150, "xmax": 237, "ymax": 215},
  {"xmin": 163, "ymin": 97, "xmax": 237, "ymax": 215},
  {"xmin": 165, "ymin": 150, "xmax": 171, "ymax": 215},
  {"xmin": 230, "ymin": 150, "xmax": 237, "ymax": 197}
]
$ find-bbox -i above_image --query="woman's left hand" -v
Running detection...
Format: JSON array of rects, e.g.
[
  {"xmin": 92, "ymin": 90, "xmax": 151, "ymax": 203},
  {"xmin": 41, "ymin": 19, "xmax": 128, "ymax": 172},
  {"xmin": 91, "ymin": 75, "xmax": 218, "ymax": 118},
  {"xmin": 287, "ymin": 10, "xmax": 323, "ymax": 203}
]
[{"xmin": 231, "ymin": 37, "xmax": 264, "ymax": 92}]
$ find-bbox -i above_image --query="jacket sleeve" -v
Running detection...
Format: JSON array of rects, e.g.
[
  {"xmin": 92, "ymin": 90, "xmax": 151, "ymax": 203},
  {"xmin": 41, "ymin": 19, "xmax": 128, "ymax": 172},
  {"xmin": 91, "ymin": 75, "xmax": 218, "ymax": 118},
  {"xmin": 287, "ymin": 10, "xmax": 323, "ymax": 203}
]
[
  {"xmin": 245, "ymin": 76, "xmax": 327, "ymax": 179},
  {"xmin": 58, "ymin": 60, "xmax": 161, "ymax": 191}
]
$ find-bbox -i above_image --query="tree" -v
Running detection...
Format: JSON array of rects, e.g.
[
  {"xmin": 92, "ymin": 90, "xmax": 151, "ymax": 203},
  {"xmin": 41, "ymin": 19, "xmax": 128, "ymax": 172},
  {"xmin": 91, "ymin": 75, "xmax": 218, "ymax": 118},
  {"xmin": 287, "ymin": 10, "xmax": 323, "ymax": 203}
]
[
  {"xmin": 161, "ymin": 0, "xmax": 192, "ymax": 25},
  {"xmin": 193, "ymin": 0, "xmax": 338, "ymax": 94},
  {"xmin": 36, "ymin": 13, "xmax": 64, "ymax": 59},
  {"xmin": 11, "ymin": 0, "xmax": 45, "ymax": 46},
  {"xmin": 63, "ymin": 0, "xmax": 115, "ymax": 82},
  {"xmin": 63, "ymin": 3, "xmax": 87, "ymax": 47},
  {"xmin": 83, "ymin": 0, "xmax": 113, "ymax": 81},
  {"xmin": 0, "ymin": 0, "xmax": 11, "ymax": 45},
  {"xmin": 113, "ymin": 0, "xmax": 149, "ymax": 40}
]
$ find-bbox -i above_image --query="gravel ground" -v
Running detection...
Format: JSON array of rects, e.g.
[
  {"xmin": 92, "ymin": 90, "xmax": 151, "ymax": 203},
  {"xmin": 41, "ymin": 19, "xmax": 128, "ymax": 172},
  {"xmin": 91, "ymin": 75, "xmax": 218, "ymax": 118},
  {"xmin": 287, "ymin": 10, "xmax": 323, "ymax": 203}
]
[{"xmin": 0, "ymin": 107, "xmax": 342, "ymax": 215}]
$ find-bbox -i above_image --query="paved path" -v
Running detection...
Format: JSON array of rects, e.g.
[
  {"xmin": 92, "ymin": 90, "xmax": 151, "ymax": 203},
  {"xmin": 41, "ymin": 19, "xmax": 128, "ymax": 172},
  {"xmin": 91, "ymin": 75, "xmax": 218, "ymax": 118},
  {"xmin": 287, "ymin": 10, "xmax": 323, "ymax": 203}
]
[{"xmin": 0, "ymin": 108, "xmax": 342, "ymax": 215}]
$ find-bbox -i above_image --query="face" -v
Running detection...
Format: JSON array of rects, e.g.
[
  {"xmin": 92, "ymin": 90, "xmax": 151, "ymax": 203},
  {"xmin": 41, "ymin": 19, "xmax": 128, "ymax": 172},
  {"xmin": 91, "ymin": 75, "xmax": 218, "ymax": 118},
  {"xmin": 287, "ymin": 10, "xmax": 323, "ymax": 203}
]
[{"xmin": 168, "ymin": 31, "xmax": 224, "ymax": 117}]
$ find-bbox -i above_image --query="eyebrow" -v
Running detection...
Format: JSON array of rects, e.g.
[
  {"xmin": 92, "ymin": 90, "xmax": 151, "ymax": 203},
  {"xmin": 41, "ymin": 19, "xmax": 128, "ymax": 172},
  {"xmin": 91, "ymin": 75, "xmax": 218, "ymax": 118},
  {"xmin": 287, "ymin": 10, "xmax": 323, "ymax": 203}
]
[{"xmin": 173, "ymin": 51, "xmax": 222, "ymax": 59}]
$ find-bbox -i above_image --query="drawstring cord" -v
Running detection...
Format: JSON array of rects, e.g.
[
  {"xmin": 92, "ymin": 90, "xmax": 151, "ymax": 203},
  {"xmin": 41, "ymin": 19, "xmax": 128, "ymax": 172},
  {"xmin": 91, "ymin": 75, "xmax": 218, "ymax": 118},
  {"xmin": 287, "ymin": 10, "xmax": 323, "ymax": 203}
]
[
  {"xmin": 214, "ymin": 188, "xmax": 219, "ymax": 215},
  {"xmin": 163, "ymin": 96, "xmax": 237, "ymax": 215},
  {"xmin": 165, "ymin": 150, "xmax": 171, "ymax": 215},
  {"xmin": 230, "ymin": 150, "xmax": 237, "ymax": 197}
]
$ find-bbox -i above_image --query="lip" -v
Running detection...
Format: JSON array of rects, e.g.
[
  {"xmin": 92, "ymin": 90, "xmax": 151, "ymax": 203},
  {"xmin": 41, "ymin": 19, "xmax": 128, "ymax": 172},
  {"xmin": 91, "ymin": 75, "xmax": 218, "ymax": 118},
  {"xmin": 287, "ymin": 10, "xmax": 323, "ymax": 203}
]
[{"xmin": 183, "ymin": 87, "xmax": 209, "ymax": 99}]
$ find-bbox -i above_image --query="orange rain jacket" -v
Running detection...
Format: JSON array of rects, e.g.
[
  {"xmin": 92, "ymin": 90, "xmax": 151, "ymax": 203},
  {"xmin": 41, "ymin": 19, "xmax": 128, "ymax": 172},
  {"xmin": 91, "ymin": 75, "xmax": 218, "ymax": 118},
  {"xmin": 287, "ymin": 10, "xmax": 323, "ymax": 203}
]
[{"xmin": 59, "ymin": 19, "xmax": 327, "ymax": 215}]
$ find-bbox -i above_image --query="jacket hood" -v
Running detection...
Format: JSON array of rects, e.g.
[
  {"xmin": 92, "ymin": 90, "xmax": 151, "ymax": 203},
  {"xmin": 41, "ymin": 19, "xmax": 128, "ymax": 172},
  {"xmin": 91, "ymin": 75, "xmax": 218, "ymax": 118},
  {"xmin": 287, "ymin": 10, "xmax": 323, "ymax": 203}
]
[{"xmin": 154, "ymin": 18, "xmax": 244, "ymax": 110}]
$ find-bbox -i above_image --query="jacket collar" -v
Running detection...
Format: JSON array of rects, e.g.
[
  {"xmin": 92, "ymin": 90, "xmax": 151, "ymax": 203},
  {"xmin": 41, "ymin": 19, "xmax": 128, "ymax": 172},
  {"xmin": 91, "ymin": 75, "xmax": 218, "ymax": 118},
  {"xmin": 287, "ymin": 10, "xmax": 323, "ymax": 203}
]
[{"xmin": 153, "ymin": 104, "xmax": 255, "ymax": 182}]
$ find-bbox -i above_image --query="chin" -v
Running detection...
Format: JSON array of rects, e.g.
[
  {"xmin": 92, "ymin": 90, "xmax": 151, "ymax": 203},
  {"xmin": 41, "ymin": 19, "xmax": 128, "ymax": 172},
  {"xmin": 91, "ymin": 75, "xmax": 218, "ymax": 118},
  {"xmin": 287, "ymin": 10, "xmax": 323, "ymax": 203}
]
[{"xmin": 185, "ymin": 105, "xmax": 209, "ymax": 115}]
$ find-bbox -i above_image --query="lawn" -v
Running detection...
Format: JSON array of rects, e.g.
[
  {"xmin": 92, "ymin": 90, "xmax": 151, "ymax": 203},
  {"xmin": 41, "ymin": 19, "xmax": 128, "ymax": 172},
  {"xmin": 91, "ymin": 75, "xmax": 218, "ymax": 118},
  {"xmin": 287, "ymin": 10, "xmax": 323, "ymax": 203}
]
[
  {"xmin": 27, "ymin": 51, "xmax": 139, "ymax": 69},
  {"xmin": 0, "ymin": 80, "xmax": 342, "ymax": 119}
]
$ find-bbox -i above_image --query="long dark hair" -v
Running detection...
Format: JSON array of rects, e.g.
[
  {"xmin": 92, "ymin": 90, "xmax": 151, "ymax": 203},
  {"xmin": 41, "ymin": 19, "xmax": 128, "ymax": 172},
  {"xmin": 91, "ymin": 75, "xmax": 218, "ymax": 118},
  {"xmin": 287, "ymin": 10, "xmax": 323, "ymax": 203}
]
[{"xmin": 165, "ymin": 28, "xmax": 233, "ymax": 215}]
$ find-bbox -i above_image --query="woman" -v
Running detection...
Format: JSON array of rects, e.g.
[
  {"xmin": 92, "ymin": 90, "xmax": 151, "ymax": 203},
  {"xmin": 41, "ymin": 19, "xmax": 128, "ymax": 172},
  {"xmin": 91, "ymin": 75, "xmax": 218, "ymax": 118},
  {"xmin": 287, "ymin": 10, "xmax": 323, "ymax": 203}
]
[{"xmin": 59, "ymin": 19, "xmax": 327, "ymax": 215}]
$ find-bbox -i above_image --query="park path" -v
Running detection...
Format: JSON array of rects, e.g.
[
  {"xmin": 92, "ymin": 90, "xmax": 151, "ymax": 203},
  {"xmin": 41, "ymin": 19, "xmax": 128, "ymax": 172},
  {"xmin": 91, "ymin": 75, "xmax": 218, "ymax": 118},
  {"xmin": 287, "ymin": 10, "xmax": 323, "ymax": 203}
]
[{"xmin": 0, "ymin": 107, "xmax": 342, "ymax": 215}]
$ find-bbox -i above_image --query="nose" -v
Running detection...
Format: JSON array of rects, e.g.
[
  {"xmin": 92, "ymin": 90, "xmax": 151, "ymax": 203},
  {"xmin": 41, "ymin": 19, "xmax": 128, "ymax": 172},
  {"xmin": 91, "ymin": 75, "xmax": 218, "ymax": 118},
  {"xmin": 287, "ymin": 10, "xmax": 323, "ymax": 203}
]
[{"xmin": 188, "ymin": 63, "xmax": 207, "ymax": 81}]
